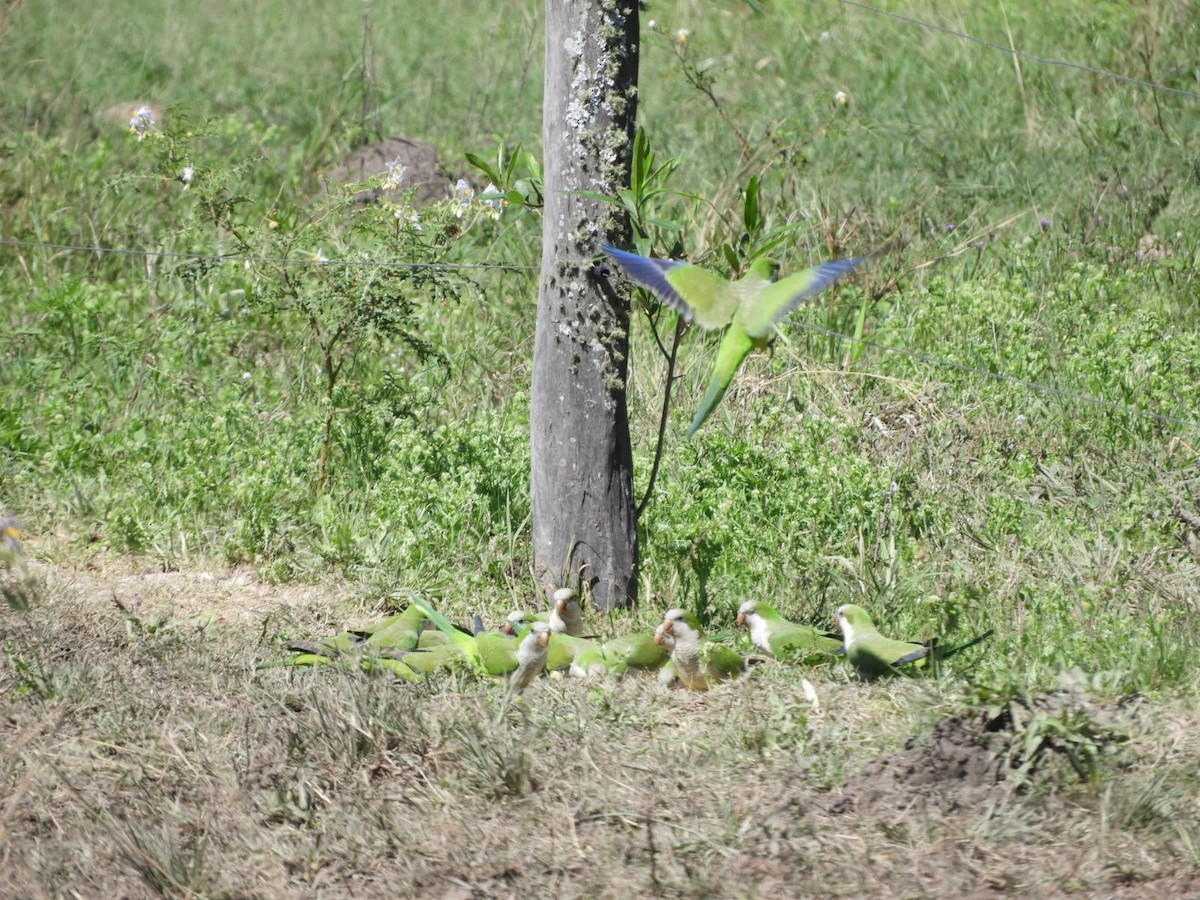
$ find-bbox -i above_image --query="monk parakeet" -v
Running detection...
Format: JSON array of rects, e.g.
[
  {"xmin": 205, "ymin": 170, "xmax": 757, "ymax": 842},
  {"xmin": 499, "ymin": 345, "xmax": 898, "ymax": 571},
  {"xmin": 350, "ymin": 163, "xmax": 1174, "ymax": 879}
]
[
  {"xmin": 602, "ymin": 244, "xmax": 866, "ymax": 435},
  {"xmin": 395, "ymin": 643, "xmax": 470, "ymax": 674},
  {"xmin": 509, "ymin": 621, "xmax": 552, "ymax": 690},
  {"xmin": 655, "ymin": 608, "xmax": 745, "ymax": 691},
  {"xmin": 412, "ymin": 597, "xmax": 551, "ymax": 689},
  {"xmin": 500, "ymin": 609, "xmax": 543, "ymax": 636},
  {"xmin": 551, "ymin": 633, "xmax": 609, "ymax": 678},
  {"xmin": 602, "ymin": 633, "xmax": 670, "ymax": 675},
  {"xmin": 500, "ymin": 610, "xmax": 600, "ymax": 675},
  {"xmin": 835, "ymin": 604, "xmax": 994, "ymax": 681},
  {"xmin": 736, "ymin": 600, "xmax": 843, "ymax": 663},
  {"xmin": 651, "ymin": 623, "xmax": 681, "ymax": 687},
  {"xmin": 259, "ymin": 649, "xmax": 420, "ymax": 681},
  {"xmin": 269, "ymin": 603, "xmax": 427, "ymax": 663},
  {"xmin": 501, "ymin": 588, "xmax": 583, "ymax": 636},
  {"xmin": 549, "ymin": 587, "xmax": 584, "ymax": 635}
]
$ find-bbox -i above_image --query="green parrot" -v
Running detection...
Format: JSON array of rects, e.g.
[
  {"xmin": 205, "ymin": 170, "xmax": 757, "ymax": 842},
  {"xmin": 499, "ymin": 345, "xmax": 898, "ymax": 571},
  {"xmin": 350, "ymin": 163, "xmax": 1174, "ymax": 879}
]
[
  {"xmin": 549, "ymin": 587, "xmax": 584, "ymax": 635},
  {"xmin": 259, "ymin": 649, "xmax": 420, "ymax": 681},
  {"xmin": 736, "ymin": 600, "xmax": 843, "ymax": 663},
  {"xmin": 394, "ymin": 643, "xmax": 470, "ymax": 674},
  {"xmin": 835, "ymin": 604, "xmax": 994, "ymax": 681},
  {"xmin": 602, "ymin": 244, "xmax": 866, "ymax": 435},
  {"xmin": 655, "ymin": 608, "xmax": 745, "ymax": 691},
  {"xmin": 500, "ymin": 609, "xmax": 543, "ymax": 636},
  {"xmin": 260, "ymin": 602, "xmax": 429, "ymax": 670},
  {"xmin": 601, "ymin": 632, "xmax": 670, "ymax": 675},
  {"xmin": 507, "ymin": 621, "xmax": 552, "ymax": 690},
  {"xmin": 553, "ymin": 633, "xmax": 609, "ymax": 678},
  {"xmin": 412, "ymin": 597, "xmax": 551, "ymax": 689},
  {"xmin": 651, "ymin": 622, "xmax": 680, "ymax": 687},
  {"xmin": 501, "ymin": 588, "xmax": 583, "ymax": 636}
]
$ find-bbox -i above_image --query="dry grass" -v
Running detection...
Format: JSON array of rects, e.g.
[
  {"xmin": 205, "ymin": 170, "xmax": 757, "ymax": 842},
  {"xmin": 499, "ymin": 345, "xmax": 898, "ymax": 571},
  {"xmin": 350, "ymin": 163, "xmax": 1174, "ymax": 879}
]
[{"xmin": 1, "ymin": 558, "xmax": 1198, "ymax": 899}]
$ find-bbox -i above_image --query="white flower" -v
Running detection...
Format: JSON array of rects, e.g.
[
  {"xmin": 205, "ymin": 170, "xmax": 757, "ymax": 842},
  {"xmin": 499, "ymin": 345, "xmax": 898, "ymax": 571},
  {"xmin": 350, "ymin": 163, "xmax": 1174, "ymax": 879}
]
[
  {"xmin": 384, "ymin": 157, "xmax": 408, "ymax": 190},
  {"xmin": 647, "ymin": 19, "xmax": 657, "ymax": 29},
  {"xmin": 676, "ymin": 28, "xmax": 690, "ymax": 43},
  {"xmin": 181, "ymin": 164, "xmax": 195, "ymax": 189},
  {"xmin": 242, "ymin": 371, "xmax": 252, "ymax": 380},
  {"xmin": 833, "ymin": 90, "xmax": 849, "ymax": 107},
  {"xmin": 129, "ymin": 105, "xmax": 155, "ymax": 140},
  {"xmin": 454, "ymin": 178, "xmax": 475, "ymax": 218},
  {"xmin": 819, "ymin": 31, "xmax": 834, "ymax": 42},
  {"xmin": 396, "ymin": 206, "xmax": 421, "ymax": 231},
  {"xmin": 481, "ymin": 182, "xmax": 507, "ymax": 219},
  {"xmin": 312, "ymin": 250, "xmax": 328, "ymax": 264}
]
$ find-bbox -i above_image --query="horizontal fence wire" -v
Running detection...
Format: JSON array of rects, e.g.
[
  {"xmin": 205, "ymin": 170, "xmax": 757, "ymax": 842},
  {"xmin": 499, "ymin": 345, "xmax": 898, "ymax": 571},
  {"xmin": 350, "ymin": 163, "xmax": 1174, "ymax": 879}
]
[
  {"xmin": 3, "ymin": 6, "xmax": 1198, "ymax": 433},
  {"xmin": 3, "ymin": 236, "xmax": 1196, "ymax": 432},
  {"xmin": 0, "ymin": 239, "xmax": 540, "ymax": 272},
  {"xmin": 838, "ymin": 0, "xmax": 1200, "ymax": 101},
  {"xmin": 788, "ymin": 322, "xmax": 1200, "ymax": 431}
]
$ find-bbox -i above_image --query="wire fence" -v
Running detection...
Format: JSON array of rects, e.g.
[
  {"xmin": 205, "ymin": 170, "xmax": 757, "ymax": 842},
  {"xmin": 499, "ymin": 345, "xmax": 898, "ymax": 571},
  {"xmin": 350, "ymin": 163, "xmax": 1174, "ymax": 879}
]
[
  {"xmin": 3, "ymin": 236, "xmax": 1197, "ymax": 433},
  {"xmin": 3, "ymin": 6, "xmax": 1199, "ymax": 434},
  {"xmin": 0, "ymin": 239, "xmax": 539, "ymax": 272},
  {"xmin": 838, "ymin": 0, "xmax": 1200, "ymax": 101}
]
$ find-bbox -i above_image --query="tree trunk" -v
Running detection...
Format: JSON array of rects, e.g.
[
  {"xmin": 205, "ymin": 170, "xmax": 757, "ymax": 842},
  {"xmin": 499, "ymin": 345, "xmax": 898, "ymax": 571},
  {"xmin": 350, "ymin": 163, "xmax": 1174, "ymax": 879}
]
[{"xmin": 531, "ymin": 0, "xmax": 639, "ymax": 611}]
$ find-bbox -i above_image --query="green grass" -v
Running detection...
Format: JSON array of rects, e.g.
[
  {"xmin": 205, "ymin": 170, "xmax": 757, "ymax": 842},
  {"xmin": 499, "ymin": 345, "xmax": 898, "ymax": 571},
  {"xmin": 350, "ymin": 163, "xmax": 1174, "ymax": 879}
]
[{"xmin": 3, "ymin": 0, "xmax": 1200, "ymax": 893}]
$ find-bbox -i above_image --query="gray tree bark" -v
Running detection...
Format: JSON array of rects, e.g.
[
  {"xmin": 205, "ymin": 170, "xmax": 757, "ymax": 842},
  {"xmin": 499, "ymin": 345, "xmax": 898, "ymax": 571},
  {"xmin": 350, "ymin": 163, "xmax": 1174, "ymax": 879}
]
[{"xmin": 531, "ymin": 0, "xmax": 639, "ymax": 611}]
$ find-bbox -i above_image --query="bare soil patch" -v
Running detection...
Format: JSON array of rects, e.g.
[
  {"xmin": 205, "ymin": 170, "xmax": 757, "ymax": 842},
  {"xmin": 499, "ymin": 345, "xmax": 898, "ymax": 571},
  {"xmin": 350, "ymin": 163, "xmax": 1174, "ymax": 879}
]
[{"xmin": 1, "ymin": 557, "xmax": 1197, "ymax": 898}]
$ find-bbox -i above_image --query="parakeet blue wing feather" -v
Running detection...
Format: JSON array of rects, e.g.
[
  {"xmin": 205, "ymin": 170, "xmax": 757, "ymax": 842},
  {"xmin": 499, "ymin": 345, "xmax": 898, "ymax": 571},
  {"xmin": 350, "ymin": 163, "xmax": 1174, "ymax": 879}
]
[{"xmin": 602, "ymin": 245, "xmax": 736, "ymax": 328}]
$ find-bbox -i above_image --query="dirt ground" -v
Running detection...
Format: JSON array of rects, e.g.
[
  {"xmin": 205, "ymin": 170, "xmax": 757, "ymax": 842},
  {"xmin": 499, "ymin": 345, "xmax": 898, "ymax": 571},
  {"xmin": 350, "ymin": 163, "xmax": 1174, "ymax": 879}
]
[{"xmin": 2, "ymin": 556, "xmax": 1198, "ymax": 898}]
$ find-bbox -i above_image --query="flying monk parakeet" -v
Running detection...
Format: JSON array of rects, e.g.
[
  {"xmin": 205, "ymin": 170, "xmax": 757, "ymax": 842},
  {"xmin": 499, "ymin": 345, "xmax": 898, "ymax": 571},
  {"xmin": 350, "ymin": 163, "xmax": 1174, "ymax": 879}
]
[
  {"xmin": 736, "ymin": 600, "xmax": 843, "ymax": 664},
  {"xmin": 835, "ymin": 604, "xmax": 994, "ymax": 681},
  {"xmin": 655, "ymin": 608, "xmax": 746, "ymax": 691},
  {"xmin": 602, "ymin": 244, "xmax": 867, "ymax": 435}
]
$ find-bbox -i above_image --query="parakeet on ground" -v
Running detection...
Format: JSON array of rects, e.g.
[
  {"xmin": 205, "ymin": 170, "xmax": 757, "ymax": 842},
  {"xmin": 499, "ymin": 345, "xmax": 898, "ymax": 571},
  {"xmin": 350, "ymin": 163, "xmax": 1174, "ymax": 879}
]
[
  {"xmin": 412, "ymin": 596, "xmax": 552, "ymax": 689},
  {"xmin": 548, "ymin": 587, "xmax": 584, "ymax": 635},
  {"xmin": 655, "ymin": 608, "xmax": 745, "ymax": 691},
  {"xmin": 603, "ymin": 244, "xmax": 866, "ymax": 435},
  {"xmin": 261, "ymin": 602, "xmax": 429, "ymax": 669},
  {"xmin": 736, "ymin": 600, "xmax": 842, "ymax": 663},
  {"xmin": 601, "ymin": 632, "xmax": 671, "ymax": 675},
  {"xmin": 501, "ymin": 587, "xmax": 583, "ymax": 636},
  {"xmin": 835, "ymin": 604, "xmax": 994, "ymax": 681}
]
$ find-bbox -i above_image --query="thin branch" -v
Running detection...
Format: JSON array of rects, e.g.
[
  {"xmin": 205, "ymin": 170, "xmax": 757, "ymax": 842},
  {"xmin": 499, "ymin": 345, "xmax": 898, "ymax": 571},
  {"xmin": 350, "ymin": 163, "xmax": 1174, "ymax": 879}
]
[{"xmin": 637, "ymin": 316, "xmax": 684, "ymax": 518}]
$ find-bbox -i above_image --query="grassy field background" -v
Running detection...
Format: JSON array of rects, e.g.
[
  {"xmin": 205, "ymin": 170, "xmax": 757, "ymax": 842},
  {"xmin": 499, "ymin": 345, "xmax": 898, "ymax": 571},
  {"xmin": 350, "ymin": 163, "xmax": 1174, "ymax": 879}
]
[{"xmin": 3, "ymin": 0, "xmax": 1200, "ymax": 895}]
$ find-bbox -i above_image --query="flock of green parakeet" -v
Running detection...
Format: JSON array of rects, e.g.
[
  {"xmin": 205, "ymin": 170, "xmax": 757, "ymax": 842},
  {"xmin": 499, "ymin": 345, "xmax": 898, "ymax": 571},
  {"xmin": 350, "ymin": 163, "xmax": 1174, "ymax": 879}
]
[
  {"xmin": 262, "ymin": 247, "xmax": 998, "ymax": 691},
  {"xmin": 261, "ymin": 589, "xmax": 994, "ymax": 692}
]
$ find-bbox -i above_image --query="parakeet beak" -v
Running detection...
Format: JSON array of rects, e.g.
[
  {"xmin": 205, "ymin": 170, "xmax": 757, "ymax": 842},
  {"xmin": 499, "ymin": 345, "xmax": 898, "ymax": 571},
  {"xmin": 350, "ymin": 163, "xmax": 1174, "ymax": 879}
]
[
  {"xmin": 537, "ymin": 631, "xmax": 550, "ymax": 648},
  {"xmin": 736, "ymin": 612, "xmax": 746, "ymax": 626},
  {"xmin": 500, "ymin": 624, "xmax": 516, "ymax": 636}
]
